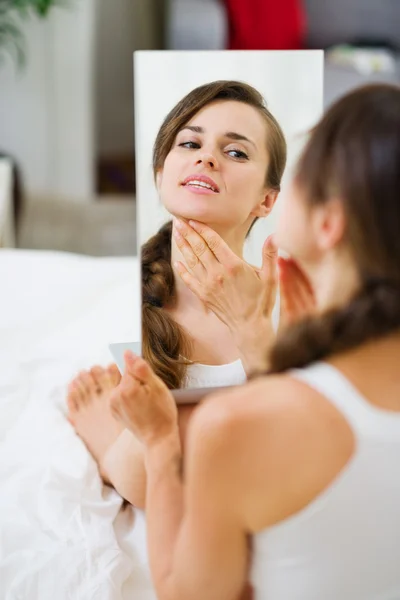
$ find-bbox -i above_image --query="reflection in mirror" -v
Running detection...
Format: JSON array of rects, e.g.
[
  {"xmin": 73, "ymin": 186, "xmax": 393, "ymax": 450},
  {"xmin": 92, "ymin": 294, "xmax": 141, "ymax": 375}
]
[{"xmin": 134, "ymin": 50, "xmax": 323, "ymax": 397}]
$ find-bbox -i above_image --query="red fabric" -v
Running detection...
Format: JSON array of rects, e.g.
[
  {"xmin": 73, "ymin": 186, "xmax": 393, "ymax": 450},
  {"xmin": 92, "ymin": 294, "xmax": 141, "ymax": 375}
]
[{"xmin": 223, "ymin": 0, "xmax": 306, "ymax": 50}]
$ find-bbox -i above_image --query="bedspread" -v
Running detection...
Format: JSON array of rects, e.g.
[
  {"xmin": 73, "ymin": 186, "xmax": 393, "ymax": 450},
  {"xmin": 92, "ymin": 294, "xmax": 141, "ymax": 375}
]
[{"xmin": 0, "ymin": 249, "xmax": 155, "ymax": 600}]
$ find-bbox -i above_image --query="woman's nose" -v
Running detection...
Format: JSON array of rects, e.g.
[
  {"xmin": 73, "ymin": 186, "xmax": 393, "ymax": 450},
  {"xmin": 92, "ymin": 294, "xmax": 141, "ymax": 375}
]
[{"xmin": 195, "ymin": 152, "xmax": 219, "ymax": 169}]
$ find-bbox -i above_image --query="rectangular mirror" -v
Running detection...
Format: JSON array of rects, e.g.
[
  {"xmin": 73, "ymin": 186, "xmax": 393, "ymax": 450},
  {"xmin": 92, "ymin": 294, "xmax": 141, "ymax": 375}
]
[{"xmin": 134, "ymin": 49, "xmax": 324, "ymax": 399}]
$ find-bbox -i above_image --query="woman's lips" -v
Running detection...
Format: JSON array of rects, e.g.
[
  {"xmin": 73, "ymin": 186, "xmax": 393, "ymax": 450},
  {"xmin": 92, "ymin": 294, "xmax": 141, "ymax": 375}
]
[
  {"xmin": 183, "ymin": 184, "xmax": 217, "ymax": 195},
  {"xmin": 181, "ymin": 174, "xmax": 220, "ymax": 193}
]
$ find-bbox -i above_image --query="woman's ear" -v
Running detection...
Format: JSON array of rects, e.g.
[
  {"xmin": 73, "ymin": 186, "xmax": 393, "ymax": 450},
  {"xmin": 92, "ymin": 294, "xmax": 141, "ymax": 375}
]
[
  {"xmin": 252, "ymin": 189, "xmax": 279, "ymax": 218},
  {"xmin": 314, "ymin": 197, "xmax": 347, "ymax": 251}
]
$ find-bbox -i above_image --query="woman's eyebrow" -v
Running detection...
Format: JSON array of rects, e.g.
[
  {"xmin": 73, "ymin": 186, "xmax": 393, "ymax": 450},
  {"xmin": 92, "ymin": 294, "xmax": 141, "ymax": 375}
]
[
  {"xmin": 179, "ymin": 125, "xmax": 204, "ymax": 134},
  {"xmin": 224, "ymin": 131, "xmax": 256, "ymax": 149},
  {"xmin": 180, "ymin": 126, "xmax": 256, "ymax": 149}
]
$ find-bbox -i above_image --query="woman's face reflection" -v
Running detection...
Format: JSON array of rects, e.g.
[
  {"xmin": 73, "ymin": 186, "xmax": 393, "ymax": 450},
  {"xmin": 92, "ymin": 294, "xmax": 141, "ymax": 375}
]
[{"xmin": 156, "ymin": 100, "xmax": 274, "ymax": 235}]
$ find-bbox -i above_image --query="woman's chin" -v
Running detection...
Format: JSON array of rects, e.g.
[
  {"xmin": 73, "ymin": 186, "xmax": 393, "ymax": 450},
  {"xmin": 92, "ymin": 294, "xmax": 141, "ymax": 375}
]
[{"xmin": 169, "ymin": 208, "xmax": 219, "ymax": 225}]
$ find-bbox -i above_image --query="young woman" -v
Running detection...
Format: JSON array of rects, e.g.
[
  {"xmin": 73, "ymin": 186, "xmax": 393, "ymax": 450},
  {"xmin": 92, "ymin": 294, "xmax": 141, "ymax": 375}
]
[
  {"xmin": 66, "ymin": 81, "xmax": 310, "ymax": 509},
  {"xmin": 141, "ymin": 78, "xmax": 286, "ymax": 386},
  {"xmin": 109, "ymin": 83, "xmax": 400, "ymax": 600}
]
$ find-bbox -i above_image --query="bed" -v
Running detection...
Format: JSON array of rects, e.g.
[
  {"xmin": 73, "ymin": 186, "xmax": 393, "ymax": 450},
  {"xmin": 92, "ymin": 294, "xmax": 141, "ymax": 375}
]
[{"xmin": 0, "ymin": 248, "xmax": 156, "ymax": 599}]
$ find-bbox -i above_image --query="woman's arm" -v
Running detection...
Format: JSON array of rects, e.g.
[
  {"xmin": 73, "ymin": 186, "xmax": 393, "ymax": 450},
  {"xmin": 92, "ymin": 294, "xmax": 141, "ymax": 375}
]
[
  {"xmin": 110, "ymin": 351, "xmax": 352, "ymax": 600},
  {"xmin": 173, "ymin": 219, "xmax": 278, "ymax": 373},
  {"xmin": 109, "ymin": 352, "xmax": 253, "ymax": 600},
  {"xmin": 143, "ymin": 404, "xmax": 249, "ymax": 600},
  {"xmin": 173, "ymin": 220, "xmax": 316, "ymax": 374}
]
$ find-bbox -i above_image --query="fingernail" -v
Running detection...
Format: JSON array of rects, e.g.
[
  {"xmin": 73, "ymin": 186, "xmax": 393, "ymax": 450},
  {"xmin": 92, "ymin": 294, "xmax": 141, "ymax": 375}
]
[
  {"xmin": 188, "ymin": 220, "xmax": 198, "ymax": 229},
  {"xmin": 174, "ymin": 218, "xmax": 184, "ymax": 230}
]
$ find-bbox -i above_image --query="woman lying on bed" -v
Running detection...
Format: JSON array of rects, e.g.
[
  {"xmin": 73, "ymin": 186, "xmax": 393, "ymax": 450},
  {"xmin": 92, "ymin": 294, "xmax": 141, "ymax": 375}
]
[
  {"xmin": 108, "ymin": 83, "xmax": 400, "ymax": 600},
  {"xmin": 66, "ymin": 80, "xmax": 314, "ymax": 509}
]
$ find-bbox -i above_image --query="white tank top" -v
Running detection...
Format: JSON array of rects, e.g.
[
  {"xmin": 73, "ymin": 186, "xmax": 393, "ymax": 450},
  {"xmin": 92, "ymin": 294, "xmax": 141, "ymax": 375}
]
[
  {"xmin": 250, "ymin": 361, "xmax": 400, "ymax": 600},
  {"xmin": 184, "ymin": 359, "xmax": 247, "ymax": 388}
]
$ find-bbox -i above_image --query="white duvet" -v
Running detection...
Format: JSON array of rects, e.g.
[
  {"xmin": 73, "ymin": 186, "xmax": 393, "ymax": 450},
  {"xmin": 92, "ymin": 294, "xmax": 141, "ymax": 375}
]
[{"xmin": 0, "ymin": 249, "xmax": 156, "ymax": 600}]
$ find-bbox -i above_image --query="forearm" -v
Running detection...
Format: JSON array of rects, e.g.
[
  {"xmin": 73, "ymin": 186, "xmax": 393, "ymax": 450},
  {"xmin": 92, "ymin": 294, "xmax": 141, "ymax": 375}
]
[{"xmin": 144, "ymin": 432, "xmax": 184, "ymax": 599}]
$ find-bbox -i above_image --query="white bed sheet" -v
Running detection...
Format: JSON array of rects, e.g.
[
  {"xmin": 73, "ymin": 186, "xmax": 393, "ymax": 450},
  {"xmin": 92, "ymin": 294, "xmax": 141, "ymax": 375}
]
[{"xmin": 0, "ymin": 249, "xmax": 156, "ymax": 600}]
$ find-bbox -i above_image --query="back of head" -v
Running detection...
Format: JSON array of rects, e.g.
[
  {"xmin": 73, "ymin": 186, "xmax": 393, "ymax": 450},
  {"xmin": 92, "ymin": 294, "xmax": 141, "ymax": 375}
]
[{"xmin": 269, "ymin": 83, "xmax": 400, "ymax": 373}]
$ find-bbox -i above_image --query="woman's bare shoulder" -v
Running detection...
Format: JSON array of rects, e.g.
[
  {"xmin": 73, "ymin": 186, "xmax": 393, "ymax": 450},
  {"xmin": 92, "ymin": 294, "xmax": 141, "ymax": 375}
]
[
  {"xmin": 191, "ymin": 373, "xmax": 355, "ymax": 531},
  {"xmin": 199, "ymin": 374, "xmax": 323, "ymax": 420},
  {"xmin": 189, "ymin": 374, "xmax": 342, "ymax": 458}
]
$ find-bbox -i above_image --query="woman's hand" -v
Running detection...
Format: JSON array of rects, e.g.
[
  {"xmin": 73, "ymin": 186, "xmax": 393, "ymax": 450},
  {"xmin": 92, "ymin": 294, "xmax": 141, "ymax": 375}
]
[
  {"xmin": 109, "ymin": 351, "xmax": 179, "ymax": 447},
  {"xmin": 173, "ymin": 218, "xmax": 277, "ymax": 373},
  {"xmin": 278, "ymin": 256, "xmax": 316, "ymax": 329},
  {"xmin": 173, "ymin": 218, "xmax": 277, "ymax": 332}
]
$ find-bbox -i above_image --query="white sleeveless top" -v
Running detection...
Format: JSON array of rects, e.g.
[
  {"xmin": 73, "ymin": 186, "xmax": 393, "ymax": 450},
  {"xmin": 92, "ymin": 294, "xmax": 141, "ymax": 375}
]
[
  {"xmin": 184, "ymin": 359, "xmax": 247, "ymax": 388},
  {"xmin": 250, "ymin": 361, "xmax": 400, "ymax": 600}
]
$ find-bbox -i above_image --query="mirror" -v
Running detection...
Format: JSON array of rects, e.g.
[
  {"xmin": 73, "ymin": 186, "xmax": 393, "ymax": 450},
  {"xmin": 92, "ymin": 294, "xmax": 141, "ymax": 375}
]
[{"xmin": 134, "ymin": 49, "xmax": 323, "ymax": 397}]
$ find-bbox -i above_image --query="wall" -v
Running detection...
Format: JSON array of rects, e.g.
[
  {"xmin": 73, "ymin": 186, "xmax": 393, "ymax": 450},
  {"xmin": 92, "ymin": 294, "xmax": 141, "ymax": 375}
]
[
  {"xmin": 0, "ymin": 0, "xmax": 96, "ymax": 200},
  {"xmin": 96, "ymin": 0, "xmax": 166, "ymax": 158},
  {"xmin": 95, "ymin": 0, "xmax": 136, "ymax": 158},
  {"xmin": 135, "ymin": 50, "xmax": 324, "ymax": 267},
  {"xmin": 304, "ymin": 0, "xmax": 400, "ymax": 48}
]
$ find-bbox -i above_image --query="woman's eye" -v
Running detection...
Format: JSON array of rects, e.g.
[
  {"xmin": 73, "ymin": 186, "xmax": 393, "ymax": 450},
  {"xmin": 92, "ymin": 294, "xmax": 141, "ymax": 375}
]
[
  {"xmin": 227, "ymin": 149, "xmax": 249, "ymax": 160},
  {"xmin": 177, "ymin": 141, "xmax": 248, "ymax": 159},
  {"xmin": 178, "ymin": 141, "xmax": 200, "ymax": 149}
]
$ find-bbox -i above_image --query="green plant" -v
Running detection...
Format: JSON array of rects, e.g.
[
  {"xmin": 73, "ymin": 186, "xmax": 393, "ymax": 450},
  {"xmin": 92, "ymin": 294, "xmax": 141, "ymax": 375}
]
[{"xmin": 0, "ymin": 0, "xmax": 71, "ymax": 67}]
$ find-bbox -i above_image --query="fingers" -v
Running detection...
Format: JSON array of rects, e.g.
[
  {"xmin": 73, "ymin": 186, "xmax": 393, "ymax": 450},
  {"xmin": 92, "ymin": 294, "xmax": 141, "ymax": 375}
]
[
  {"xmin": 282, "ymin": 258, "xmax": 314, "ymax": 297},
  {"xmin": 123, "ymin": 350, "xmax": 141, "ymax": 379},
  {"xmin": 184, "ymin": 219, "xmax": 238, "ymax": 269},
  {"xmin": 110, "ymin": 352, "xmax": 176, "ymax": 439},
  {"xmin": 123, "ymin": 350, "xmax": 151, "ymax": 384},
  {"xmin": 279, "ymin": 258, "xmax": 315, "ymax": 309},
  {"xmin": 278, "ymin": 257, "xmax": 316, "ymax": 325},
  {"xmin": 174, "ymin": 260, "xmax": 206, "ymax": 300},
  {"xmin": 173, "ymin": 218, "xmax": 217, "ymax": 271},
  {"xmin": 261, "ymin": 236, "xmax": 278, "ymax": 284},
  {"xmin": 279, "ymin": 265, "xmax": 300, "ymax": 324},
  {"xmin": 262, "ymin": 234, "xmax": 278, "ymax": 263},
  {"xmin": 110, "ymin": 352, "xmax": 141, "ymax": 420},
  {"xmin": 123, "ymin": 351, "xmax": 163, "ymax": 390},
  {"xmin": 173, "ymin": 224, "xmax": 207, "ymax": 275},
  {"xmin": 261, "ymin": 235, "xmax": 278, "ymax": 314},
  {"xmin": 279, "ymin": 261, "xmax": 306, "ymax": 316}
]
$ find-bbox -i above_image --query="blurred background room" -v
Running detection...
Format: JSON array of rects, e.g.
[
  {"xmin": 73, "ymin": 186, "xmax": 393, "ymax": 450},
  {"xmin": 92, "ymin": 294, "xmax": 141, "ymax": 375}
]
[{"xmin": 0, "ymin": 0, "xmax": 399, "ymax": 257}]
